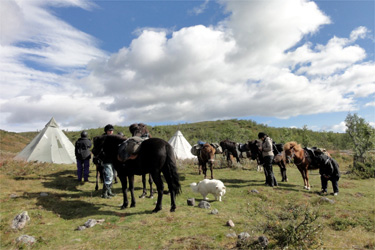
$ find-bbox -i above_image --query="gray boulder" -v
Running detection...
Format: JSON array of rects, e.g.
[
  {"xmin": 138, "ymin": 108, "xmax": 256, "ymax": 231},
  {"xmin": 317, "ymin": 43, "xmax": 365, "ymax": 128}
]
[
  {"xmin": 11, "ymin": 211, "xmax": 30, "ymax": 230},
  {"xmin": 198, "ymin": 201, "xmax": 211, "ymax": 209}
]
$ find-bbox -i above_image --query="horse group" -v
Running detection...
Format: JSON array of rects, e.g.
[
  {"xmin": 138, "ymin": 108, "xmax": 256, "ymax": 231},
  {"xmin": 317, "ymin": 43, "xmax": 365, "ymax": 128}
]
[
  {"xmin": 91, "ymin": 130, "xmax": 328, "ymax": 213},
  {"xmin": 196, "ymin": 139, "xmax": 329, "ymax": 191}
]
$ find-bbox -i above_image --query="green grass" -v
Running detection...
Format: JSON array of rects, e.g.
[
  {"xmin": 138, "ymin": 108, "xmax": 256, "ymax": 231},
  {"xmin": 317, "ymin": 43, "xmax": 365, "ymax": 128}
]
[{"xmin": 1, "ymin": 153, "xmax": 374, "ymax": 249}]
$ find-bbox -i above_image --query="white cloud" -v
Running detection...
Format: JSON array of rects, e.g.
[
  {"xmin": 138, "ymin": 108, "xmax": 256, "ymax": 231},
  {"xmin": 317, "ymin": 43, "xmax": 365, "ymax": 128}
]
[{"xmin": 1, "ymin": 0, "xmax": 374, "ymax": 132}]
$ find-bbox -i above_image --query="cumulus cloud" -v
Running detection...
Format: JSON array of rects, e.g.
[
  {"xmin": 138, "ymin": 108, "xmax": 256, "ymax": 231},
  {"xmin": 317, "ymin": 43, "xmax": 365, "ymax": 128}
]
[{"xmin": 1, "ymin": 0, "xmax": 374, "ymax": 132}]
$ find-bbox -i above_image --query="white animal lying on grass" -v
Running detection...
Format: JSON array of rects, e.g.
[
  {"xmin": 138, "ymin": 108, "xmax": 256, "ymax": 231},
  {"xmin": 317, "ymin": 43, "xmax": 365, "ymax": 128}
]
[{"xmin": 190, "ymin": 179, "xmax": 226, "ymax": 202}]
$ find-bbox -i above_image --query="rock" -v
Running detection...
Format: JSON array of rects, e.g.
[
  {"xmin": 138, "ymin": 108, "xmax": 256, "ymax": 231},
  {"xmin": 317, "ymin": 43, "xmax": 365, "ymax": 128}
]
[
  {"xmin": 210, "ymin": 209, "xmax": 219, "ymax": 215},
  {"xmin": 11, "ymin": 211, "xmax": 30, "ymax": 230},
  {"xmin": 40, "ymin": 192, "xmax": 49, "ymax": 197},
  {"xmin": 76, "ymin": 219, "xmax": 105, "ymax": 230},
  {"xmin": 320, "ymin": 197, "xmax": 335, "ymax": 204},
  {"xmin": 251, "ymin": 189, "xmax": 259, "ymax": 194},
  {"xmin": 76, "ymin": 226, "xmax": 87, "ymax": 231},
  {"xmin": 16, "ymin": 235, "xmax": 36, "ymax": 244},
  {"xmin": 198, "ymin": 201, "xmax": 211, "ymax": 209},
  {"xmin": 238, "ymin": 232, "xmax": 250, "ymax": 240},
  {"xmin": 226, "ymin": 233, "xmax": 237, "ymax": 238},
  {"xmin": 10, "ymin": 194, "xmax": 19, "ymax": 198},
  {"xmin": 258, "ymin": 235, "xmax": 269, "ymax": 247},
  {"xmin": 226, "ymin": 220, "xmax": 235, "ymax": 227},
  {"xmin": 187, "ymin": 198, "xmax": 195, "ymax": 206}
]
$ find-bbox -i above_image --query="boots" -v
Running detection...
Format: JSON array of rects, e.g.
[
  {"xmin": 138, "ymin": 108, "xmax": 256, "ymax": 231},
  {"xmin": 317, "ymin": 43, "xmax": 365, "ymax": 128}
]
[
  {"xmin": 107, "ymin": 186, "xmax": 115, "ymax": 197},
  {"xmin": 101, "ymin": 184, "xmax": 111, "ymax": 199}
]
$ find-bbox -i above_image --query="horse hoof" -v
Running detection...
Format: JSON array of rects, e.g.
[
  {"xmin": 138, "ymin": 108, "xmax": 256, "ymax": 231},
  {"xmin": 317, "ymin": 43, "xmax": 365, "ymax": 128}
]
[
  {"xmin": 130, "ymin": 203, "xmax": 136, "ymax": 208},
  {"xmin": 139, "ymin": 194, "xmax": 146, "ymax": 198},
  {"xmin": 170, "ymin": 208, "xmax": 176, "ymax": 212},
  {"xmin": 120, "ymin": 206, "xmax": 127, "ymax": 210},
  {"xmin": 152, "ymin": 208, "xmax": 162, "ymax": 213}
]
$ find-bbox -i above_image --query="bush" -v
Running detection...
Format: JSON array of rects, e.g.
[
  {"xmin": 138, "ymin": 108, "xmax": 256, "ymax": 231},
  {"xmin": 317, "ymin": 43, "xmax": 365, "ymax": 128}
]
[
  {"xmin": 263, "ymin": 203, "xmax": 324, "ymax": 250},
  {"xmin": 350, "ymin": 161, "xmax": 375, "ymax": 179}
]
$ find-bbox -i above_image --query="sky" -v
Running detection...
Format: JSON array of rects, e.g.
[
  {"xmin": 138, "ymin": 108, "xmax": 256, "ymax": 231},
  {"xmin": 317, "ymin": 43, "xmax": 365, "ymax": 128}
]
[{"xmin": 1, "ymin": 0, "xmax": 374, "ymax": 133}]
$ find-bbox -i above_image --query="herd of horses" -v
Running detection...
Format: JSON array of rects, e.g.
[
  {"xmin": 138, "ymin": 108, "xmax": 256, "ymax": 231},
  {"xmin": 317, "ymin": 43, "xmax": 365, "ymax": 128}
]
[{"xmin": 91, "ymin": 133, "xmax": 328, "ymax": 213}]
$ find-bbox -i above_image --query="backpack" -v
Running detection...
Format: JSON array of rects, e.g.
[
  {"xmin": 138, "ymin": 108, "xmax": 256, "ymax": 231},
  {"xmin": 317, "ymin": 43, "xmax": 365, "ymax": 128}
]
[{"xmin": 75, "ymin": 139, "xmax": 91, "ymax": 160}]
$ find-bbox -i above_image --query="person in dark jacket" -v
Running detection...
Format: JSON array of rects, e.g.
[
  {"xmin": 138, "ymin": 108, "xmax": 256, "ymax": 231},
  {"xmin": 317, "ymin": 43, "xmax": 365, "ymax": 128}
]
[
  {"xmin": 99, "ymin": 124, "xmax": 116, "ymax": 198},
  {"xmin": 316, "ymin": 154, "xmax": 340, "ymax": 196},
  {"xmin": 258, "ymin": 132, "xmax": 278, "ymax": 187},
  {"xmin": 75, "ymin": 131, "xmax": 92, "ymax": 182}
]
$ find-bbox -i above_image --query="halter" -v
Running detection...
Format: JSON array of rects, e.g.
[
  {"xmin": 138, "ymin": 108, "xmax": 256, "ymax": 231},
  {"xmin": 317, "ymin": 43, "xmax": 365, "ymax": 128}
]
[{"xmin": 290, "ymin": 147, "xmax": 305, "ymax": 166}]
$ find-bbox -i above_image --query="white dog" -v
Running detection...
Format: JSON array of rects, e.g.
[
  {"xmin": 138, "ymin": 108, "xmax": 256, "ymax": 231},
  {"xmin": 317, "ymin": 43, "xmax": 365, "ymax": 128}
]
[{"xmin": 190, "ymin": 179, "xmax": 226, "ymax": 202}]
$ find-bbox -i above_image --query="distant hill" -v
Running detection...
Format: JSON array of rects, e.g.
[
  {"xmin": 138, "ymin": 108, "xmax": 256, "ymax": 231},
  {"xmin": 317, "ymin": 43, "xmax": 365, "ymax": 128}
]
[{"xmin": 1, "ymin": 119, "xmax": 351, "ymax": 154}]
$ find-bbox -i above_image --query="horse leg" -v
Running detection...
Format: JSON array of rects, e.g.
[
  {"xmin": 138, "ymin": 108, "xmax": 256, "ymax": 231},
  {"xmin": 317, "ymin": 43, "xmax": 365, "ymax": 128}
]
[
  {"xmin": 139, "ymin": 174, "xmax": 147, "ymax": 198},
  {"xmin": 202, "ymin": 162, "xmax": 207, "ymax": 179},
  {"xmin": 209, "ymin": 160, "xmax": 214, "ymax": 179},
  {"xmin": 148, "ymin": 174, "xmax": 154, "ymax": 198},
  {"xmin": 279, "ymin": 162, "xmax": 288, "ymax": 182},
  {"xmin": 95, "ymin": 167, "xmax": 99, "ymax": 191},
  {"xmin": 151, "ymin": 173, "xmax": 164, "ymax": 213},
  {"xmin": 305, "ymin": 169, "xmax": 311, "ymax": 190},
  {"xmin": 297, "ymin": 167, "xmax": 307, "ymax": 189},
  {"xmin": 128, "ymin": 175, "xmax": 136, "ymax": 207},
  {"xmin": 118, "ymin": 174, "xmax": 129, "ymax": 209}
]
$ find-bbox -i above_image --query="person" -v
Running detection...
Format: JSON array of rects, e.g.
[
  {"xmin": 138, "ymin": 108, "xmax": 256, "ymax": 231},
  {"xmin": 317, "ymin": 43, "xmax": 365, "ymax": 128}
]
[
  {"xmin": 100, "ymin": 124, "xmax": 116, "ymax": 198},
  {"xmin": 316, "ymin": 154, "xmax": 340, "ymax": 196},
  {"xmin": 258, "ymin": 132, "xmax": 278, "ymax": 187},
  {"xmin": 74, "ymin": 131, "xmax": 92, "ymax": 182},
  {"xmin": 103, "ymin": 124, "xmax": 114, "ymax": 135}
]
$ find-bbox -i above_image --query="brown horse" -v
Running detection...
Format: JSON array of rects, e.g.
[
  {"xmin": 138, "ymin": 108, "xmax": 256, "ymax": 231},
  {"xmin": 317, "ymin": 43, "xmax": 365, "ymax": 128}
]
[
  {"xmin": 198, "ymin": 143, "xmax": 216, "ymax": 179},
  {"xmin": 284, "ymin": 141, "xmax": 329, "ymax": 190}
]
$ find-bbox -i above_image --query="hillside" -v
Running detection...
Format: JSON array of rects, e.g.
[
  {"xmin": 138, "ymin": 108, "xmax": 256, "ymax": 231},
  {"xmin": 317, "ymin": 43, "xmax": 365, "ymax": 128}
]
[{"xmin": 1, "ymin": 119, "xmax": 350, "ymax": 155}]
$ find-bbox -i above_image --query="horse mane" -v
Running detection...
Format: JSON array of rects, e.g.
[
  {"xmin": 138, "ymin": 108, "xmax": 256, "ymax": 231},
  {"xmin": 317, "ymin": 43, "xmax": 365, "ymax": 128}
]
[{"xmin": 284, "ymin": 141, "xmax": 302, "ymax": 151}]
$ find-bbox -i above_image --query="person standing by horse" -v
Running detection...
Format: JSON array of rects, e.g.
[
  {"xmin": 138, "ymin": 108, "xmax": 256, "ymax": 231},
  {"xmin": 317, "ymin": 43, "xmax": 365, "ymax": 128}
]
[
  {"xmin": 316, "ymin": 154, "xmax": 340, "ymax": 196},
  {"xmin": 258, "ymin": 132, "xmax": 278, "ymax": 187},
  {"xmin": 99, "ymin": 124, "xmax": 117, "ymax": 198},
  {"xmin": 75, "ymin": 131, "xmax": 92, "ymax": 182}
]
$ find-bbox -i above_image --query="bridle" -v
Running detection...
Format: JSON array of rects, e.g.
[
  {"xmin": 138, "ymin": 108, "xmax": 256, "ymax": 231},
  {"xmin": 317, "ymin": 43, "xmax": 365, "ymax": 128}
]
[{"xmin": 289, "ymin": 147, "xmax": 305, "ymax": 166}]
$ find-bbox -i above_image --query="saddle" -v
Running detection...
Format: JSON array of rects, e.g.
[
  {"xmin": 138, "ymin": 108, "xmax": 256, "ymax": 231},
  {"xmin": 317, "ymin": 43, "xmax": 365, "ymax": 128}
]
[
  {"xmin": 210, "ymin": 143, "xmax": 223, "ymax": 154},
  {"xmin": 118, "ymin": 136, "xmax": 147, "ymax": 162},
  {"xmin": 304, "ymin": 147, "xmax": 329, "ymax": 166}
]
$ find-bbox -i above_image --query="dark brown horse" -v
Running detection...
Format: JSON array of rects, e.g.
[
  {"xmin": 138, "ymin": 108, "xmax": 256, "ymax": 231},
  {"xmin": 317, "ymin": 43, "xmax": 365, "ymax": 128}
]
[
  {"xmin": 92, "ymin": 135, "xmax": 181, "ymax": 213},
  {"xmin": 198, "ymin": 143, "xmax": 216, "ymax": 179},
  {"xmin": 129, "ymin": 123, "xmax": 153, "ymax": 198},
  {"xmin": 248, "ymin": 140, "xmax": 288, "ymax": 182},
  {"xmin": 220, "ymin": 139, "xmax": 240, "ymax": 167},
  {"xmin": 284, "ymin": 141, "xmax": 329, "ymax": 190}
]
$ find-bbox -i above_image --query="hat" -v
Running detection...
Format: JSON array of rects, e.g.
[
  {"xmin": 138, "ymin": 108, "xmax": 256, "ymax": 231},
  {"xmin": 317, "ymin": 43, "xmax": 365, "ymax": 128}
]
[
  {"xmin": 104, "ymin": 124, "xmax": 114, "ymax": 132},
  {"xmin": 81, "ymin": 131, "xmax": 88, "ymax": 138},
  {"xmin": 258, "ymin": 132, "xmax": 267, "ymax": 139}
]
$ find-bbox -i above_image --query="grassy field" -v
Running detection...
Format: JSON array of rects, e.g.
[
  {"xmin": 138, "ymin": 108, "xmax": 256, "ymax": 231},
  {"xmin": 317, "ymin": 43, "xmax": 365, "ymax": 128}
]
[{"xmin": 0, "ymin": 150, "xmax": 374, "ymax": 250}]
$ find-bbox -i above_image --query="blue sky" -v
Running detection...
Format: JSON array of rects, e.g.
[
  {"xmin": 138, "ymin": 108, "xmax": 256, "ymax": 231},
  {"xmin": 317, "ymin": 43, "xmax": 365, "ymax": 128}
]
[{"xmin": 1, "ymin": 0, "xmax": 374, "ymax": 133}]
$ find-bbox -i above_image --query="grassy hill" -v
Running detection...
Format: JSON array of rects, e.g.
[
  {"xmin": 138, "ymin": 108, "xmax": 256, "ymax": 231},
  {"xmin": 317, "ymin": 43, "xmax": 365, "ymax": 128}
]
[
  {"xmin": 0, "ymin": 119, "xmax": 374, "ymax": 249},
  {"xmin": 5, "ymin": 119, "xmax": 350, "ymax": 152}
]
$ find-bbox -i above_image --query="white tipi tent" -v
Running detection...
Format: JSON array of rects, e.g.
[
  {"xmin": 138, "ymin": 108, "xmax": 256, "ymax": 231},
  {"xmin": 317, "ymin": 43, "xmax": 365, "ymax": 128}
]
[
  {"xmin": 14, "ymin": 117, "xmax": 76, "ymax": 164},
  {"xmin": 168, "ymin": 130, "xmax": 195, "ymax": 160}
]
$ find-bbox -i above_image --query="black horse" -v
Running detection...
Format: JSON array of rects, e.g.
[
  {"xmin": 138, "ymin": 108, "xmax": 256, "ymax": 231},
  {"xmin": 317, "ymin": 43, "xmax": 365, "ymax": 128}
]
[
  {"xmin": 220, "ymin": 139, "xmax": 240, "ymax": 166},
  {"xmin": 92, "ymin": 135, "xmax": 181, "ymax": 213},
  {"xmin": 248, "ymin": 140, "xmax": 288, "ymax": 182}
]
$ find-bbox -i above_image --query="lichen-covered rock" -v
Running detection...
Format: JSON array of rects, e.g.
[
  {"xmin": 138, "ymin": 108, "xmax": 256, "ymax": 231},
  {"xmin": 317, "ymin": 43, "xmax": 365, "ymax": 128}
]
[
  {"xmin": 16, "ymin": 235, "xmax": 36, "ymax": 244},
  {"xmin": 11, "ymin": 211, "xmax": 30, "ymax": 230},
  {"xmin": 198, "ymin": 201, "xmax": 211, "ymax": 209}
]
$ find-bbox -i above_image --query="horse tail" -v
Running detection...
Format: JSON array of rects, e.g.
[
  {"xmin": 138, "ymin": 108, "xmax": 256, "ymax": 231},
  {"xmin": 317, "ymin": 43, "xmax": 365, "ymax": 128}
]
[{"xmin": 164, "ymin": 144, "xmax": 182, "ymax": 196}]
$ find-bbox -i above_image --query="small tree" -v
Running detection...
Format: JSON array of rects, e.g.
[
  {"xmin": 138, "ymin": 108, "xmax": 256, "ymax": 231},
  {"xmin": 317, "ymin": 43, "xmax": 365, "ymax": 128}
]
[
  {"xmin": 301, "ymin": 125, "xmax": 311, "ymax": 147},
  {"xmin": 345, "ymin": 113, "xmax": 375, "ymax": 178}
]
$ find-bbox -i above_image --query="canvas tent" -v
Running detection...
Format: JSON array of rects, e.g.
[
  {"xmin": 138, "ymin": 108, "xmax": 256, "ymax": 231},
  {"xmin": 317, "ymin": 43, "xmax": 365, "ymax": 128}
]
[
  {"xmin": 14, "ymin": 117, "xmax": 76, "ymax": 164},
  {"xmin": 168, "ymin": 130, "xmax": 195, "ymax": 160}
]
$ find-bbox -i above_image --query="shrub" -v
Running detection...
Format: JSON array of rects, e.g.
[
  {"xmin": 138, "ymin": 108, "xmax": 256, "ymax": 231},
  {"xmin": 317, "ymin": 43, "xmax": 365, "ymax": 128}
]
[{"xmin": 263, "ymin": 203, "xmax": 324, "ymax": 250}]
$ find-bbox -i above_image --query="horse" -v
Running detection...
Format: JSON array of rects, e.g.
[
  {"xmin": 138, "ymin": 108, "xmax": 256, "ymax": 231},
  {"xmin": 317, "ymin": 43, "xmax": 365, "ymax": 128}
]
[
  {"xmin": 220, "ymin": 139, "xmax": 240, "ymax": 167},
  {"xmin": 283, "ymin": 141, "xmax": 329, "ymax": 190},
  {"xmin": 198, "ymin": 143, "xmax": 216, "ymax": 179},
  {"xmin": 92, "ymin": 135, "xmax": 181, "ymax": 213},
  {"xmin": 248, "ymin": 140, "xmax": 288, "ymax": 182},
  {"xmin": 129, "ymin": 123, "xmax": 154, "ymax": 199}
]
